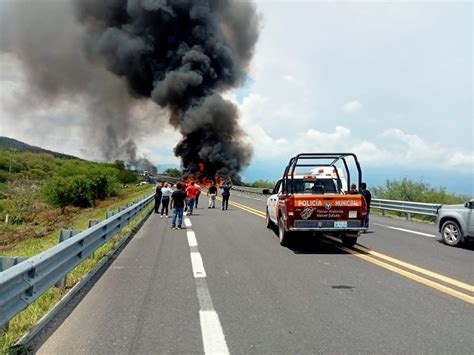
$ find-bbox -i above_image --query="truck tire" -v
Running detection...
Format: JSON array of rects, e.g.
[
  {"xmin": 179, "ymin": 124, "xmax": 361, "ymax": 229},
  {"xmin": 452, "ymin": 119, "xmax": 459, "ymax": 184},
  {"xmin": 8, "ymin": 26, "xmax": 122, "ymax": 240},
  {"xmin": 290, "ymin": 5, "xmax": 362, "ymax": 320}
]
[
  {"xmin": 266, "ymin": 208, "xmax": 274, "ymax": 228},
  {"xmin": 278, "ymin": 217, "xmax": 290, "ymax": 246},
  {"xmin": 441, "ymin": 220, "xmax": 463, "ymax": 246},
  {"xmin": 341, "ymin": 234, "xmax": 357, "ymax": 247}
]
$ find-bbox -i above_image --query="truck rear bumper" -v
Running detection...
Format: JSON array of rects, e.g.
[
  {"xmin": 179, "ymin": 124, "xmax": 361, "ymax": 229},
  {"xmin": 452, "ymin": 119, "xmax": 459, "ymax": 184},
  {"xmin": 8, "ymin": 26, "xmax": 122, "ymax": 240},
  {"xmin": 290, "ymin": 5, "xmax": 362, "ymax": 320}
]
[{"xmin": 289, "ymin": 227, "xmax": 366, "ymax": 233}]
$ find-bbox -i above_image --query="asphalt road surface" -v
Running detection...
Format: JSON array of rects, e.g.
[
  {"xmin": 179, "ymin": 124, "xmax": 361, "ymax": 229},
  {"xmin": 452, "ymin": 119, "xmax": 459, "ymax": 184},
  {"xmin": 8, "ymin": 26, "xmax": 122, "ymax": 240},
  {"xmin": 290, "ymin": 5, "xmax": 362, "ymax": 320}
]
[{"xmin": 36, "ymin": 191, "xmax": 473, "ymax": 354}]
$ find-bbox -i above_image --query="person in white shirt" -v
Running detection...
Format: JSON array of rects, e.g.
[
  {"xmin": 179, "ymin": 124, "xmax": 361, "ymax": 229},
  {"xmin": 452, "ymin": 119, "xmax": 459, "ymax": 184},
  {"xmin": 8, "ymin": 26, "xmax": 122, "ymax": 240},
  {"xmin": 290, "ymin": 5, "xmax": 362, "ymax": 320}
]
[{"xmin": 160, "ymin": 183, "xmax": 174, "ymax": 218}]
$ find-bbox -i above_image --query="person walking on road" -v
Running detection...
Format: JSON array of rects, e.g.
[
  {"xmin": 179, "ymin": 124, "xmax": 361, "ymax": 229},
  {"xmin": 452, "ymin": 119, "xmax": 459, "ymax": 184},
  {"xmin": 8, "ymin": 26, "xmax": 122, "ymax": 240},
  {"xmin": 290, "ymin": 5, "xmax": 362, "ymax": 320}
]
[
  {"xmin": 207, "ymin": 181, "xmax": 218, "ymax": 208},
  {"xmin": 170, "ymin": 183, "xmax": 187, "ymax": 230},
  {"xmin": 160, "ymin": 183, "xmax": 173, "ymax": 218},
  {"xmin": 360, "ymin": 182, "xmax": 372, "ymax": 230},
  {"xmin": 154, "ymin": 182, "xmax": 164, "ymax": 213},
  {"xmin": 194, "ymin": 182, "xmax": 202, "ymax": 208},
  {"xmin": 186, "ymin": 181, "xmax": 199, "ymax": 215},
  {"xmin": 221, "ymin": 181, "xmax": 232, "ymax": 210}
]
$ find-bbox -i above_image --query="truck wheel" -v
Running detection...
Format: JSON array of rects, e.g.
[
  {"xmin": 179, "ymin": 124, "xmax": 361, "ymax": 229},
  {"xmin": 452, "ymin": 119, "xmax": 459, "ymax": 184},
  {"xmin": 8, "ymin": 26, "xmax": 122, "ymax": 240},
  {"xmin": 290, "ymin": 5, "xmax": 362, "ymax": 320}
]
[
  {"xmin": 341, "ymin": 234, "xmax": 357, "ymax": 247},
  {"xmin": 278, "ymin": 217, "xmax": 290, "ymax": 246},
  {"xmin": 266, "ymin": 208, "xmax": 274, "ymax": 228},
  {"xmin": 441, "ymin": 220, "xmax": 463, "ymax": 246}
]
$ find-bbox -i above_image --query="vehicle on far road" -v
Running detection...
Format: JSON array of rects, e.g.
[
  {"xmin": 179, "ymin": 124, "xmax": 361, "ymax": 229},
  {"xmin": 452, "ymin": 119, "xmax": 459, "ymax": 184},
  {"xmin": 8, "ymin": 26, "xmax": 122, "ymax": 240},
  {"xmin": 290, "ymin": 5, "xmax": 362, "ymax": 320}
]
[
  {"xmin": 263, "ymin": 153, "xmax": 368, "ymax": 247},
  {"xmin": 436, "ymin": 199, "xmax": 474, "ymax": 246}
]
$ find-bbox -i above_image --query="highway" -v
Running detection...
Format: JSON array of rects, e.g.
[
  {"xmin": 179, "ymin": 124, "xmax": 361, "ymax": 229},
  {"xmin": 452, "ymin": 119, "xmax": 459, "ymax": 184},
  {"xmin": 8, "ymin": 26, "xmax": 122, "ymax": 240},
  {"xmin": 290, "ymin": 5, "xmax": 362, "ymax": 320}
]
[{"xmin": 35, "ymin": 191, "xmax": 473, "ymax": 354}]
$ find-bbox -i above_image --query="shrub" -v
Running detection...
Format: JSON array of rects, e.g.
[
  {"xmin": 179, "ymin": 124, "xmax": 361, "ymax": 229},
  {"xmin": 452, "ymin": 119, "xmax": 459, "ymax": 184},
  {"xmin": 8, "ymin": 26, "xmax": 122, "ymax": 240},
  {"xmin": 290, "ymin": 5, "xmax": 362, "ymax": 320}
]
[
  {"xmin": 373, "ymin": 178, "xmax": 470, "ymax": 204},
  {"xmin": 42, "ymin": 177, "xmax": 73, "ymax": 214}
]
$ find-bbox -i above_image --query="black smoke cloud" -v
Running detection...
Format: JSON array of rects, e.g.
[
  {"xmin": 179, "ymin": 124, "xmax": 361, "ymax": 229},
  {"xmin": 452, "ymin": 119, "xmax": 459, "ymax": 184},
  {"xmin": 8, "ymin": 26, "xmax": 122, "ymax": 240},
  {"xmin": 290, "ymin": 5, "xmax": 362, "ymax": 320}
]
[
  {"xmin": 75, "ymin": 0, "xmax": 260, "ymax": 182},
  {"xmin": 0, "ymin": 0, "xmax": 168, "ymax": 167},
  {"xmin": 0, "ymin": 0, "xmax": 260, "ymax": 182}
]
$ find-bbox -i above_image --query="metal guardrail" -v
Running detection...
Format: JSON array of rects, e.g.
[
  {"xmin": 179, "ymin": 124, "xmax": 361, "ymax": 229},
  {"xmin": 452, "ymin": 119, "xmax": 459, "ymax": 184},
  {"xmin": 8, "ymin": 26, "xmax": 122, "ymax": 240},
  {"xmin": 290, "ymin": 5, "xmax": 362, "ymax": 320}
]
[
  {"xmin": 370, "ymin": 199, "xmax": 440, "ymax": 218},
  {"xmin": 231, "ymin": 185, "xmax": 441, "ymax": 218},
  {"xmin": 232, "ymin": 185, "xmax": 264, "ymax": 194},
  {"xmin": 0, "ymin": 193, "xmax": 154, "ymax": 328}
]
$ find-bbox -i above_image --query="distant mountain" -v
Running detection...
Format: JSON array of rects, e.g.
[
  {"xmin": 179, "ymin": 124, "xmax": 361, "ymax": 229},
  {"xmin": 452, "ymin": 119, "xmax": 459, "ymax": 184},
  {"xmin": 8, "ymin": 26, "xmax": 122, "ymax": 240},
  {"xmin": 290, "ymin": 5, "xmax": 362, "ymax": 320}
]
[{"xmin": 0, "ymin": 136, "xmax": 80, "ymax": 160}]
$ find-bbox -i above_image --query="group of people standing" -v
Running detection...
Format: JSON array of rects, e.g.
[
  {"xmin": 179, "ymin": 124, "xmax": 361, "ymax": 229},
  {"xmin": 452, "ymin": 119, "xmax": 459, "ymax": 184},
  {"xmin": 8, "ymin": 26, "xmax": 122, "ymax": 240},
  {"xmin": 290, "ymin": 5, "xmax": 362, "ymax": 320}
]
[{"xmin": 154, "ymin": 180, "xmax": 233, "ymax": 230}]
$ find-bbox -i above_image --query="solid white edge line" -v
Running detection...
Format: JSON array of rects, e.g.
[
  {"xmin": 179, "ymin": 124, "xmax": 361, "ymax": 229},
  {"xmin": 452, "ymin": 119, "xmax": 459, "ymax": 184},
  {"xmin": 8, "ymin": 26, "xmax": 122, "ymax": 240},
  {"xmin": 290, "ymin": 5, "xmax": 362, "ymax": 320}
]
[
  {"xmin": 190, "ymin": 252, "xmax": 207, "ymax": 278},
  {"xmin": 187, "ymin": 230, "xmax": 198, "ymax": 247},
  {"xmin": 373, "ymin": 223, "xmax": 436, "ymax": 238},
  {"xmin": 199, "ymin": 310, "xmax": 230, "ymax": 355},
  {"xmin": 184, "ymin": 217, "xmax": 192, "ymax": 227}
]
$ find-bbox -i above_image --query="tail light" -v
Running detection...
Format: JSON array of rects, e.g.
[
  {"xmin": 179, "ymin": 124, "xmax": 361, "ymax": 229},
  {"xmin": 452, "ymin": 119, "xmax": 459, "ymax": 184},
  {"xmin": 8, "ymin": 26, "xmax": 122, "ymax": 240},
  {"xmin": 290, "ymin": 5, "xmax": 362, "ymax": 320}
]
[
  {"xmin": 286, "ymin": 196, "xmax": 295, "ymax": 216},
  {"xmin": 361, "ymin": 196, "xmax": 368, "ymax": 216}
]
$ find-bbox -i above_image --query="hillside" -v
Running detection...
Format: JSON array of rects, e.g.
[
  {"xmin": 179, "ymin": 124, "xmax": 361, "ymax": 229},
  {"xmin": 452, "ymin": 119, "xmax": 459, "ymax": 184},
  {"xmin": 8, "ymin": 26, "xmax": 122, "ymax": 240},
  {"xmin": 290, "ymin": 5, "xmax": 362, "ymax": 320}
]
[{"xmin": 0, "ymin": 136, "xmax": 79, "ymax": 160}]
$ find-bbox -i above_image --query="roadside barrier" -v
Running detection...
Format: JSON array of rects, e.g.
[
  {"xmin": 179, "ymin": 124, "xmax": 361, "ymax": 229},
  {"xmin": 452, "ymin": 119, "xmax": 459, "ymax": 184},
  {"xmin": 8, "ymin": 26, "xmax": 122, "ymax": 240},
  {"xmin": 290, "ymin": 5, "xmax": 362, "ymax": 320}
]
[
  {"xmin": 231, "ymin": 185, "xmax": 441, "ymax": 219},
  {"xmin": 0, "ymin": 194, "xmax": 154, "ymax": 329}
]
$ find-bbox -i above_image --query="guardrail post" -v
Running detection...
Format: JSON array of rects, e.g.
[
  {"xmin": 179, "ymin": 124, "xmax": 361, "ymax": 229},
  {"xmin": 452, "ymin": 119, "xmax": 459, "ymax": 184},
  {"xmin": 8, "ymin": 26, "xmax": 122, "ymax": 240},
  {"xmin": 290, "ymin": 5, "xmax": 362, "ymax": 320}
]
[
  {"xmin": 381, "ymin": 209, "xmax": 385, "ymax": 217},
  {"xmin": 56, "ymin": 229, "xmax": 80, "ymax": 288},
  {"xmin": 88, "ymin": 220, "xmax": 100, "ymax": 259},
  {"xmin": 106, "ymin": 211, "xmax": 116, "ymax": 219},
  {"xmin": 407, "ymin": 212, "xmax": 411, "ymax": 221},
  {"xmin": 58, "ymin": 229, "xmax": 80, "ymax": 243},
  {"xmin": 0, "ymin": 256, "xmax": 28, "ymax": 272},
  {"xmin": 88, "ymin": 219, "xmax": 100, "ymax": 227}
]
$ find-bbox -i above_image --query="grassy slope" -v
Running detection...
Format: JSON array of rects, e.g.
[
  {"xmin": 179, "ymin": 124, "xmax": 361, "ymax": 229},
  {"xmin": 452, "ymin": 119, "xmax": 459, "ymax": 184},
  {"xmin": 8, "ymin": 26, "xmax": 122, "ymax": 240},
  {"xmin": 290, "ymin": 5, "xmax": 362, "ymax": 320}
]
[
  {"xmin": 0, "ymin": 185, "xmax": 153, "ymax": 257},
  {"xmin": 0, "ymin": 186, "xmax": 154, "ymax": 352}
]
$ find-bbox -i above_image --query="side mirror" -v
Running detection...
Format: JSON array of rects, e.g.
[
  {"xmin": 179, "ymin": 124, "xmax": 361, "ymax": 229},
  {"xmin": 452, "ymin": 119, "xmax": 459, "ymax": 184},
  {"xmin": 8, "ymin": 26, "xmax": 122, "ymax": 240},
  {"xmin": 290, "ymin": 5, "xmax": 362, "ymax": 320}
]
[
  {"xmin": 262, "ymin": 189, "xmax": 270, "ymax": 195},
  {"xmin": 465, "ymin": 201, "xmax": 473, "ymax": 209}
]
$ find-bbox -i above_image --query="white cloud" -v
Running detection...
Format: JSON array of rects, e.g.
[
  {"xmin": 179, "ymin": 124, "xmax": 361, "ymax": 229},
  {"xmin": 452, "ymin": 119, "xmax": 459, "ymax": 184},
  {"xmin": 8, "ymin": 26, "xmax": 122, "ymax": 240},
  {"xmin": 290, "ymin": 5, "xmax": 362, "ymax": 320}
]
[
  {"xmin": 233, "ymin": 92, "xmax": 473, "ymax": 173},
  {"xmin": 341, "ymin": 100, "xmax": 363, "ymax": 114}
]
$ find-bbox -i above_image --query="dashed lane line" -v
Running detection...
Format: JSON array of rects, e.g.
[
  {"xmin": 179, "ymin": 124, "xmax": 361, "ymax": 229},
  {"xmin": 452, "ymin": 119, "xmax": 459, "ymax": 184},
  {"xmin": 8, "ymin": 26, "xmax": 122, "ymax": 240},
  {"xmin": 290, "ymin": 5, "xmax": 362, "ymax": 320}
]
[
  {"xmin": 184, "ymin": 217, "xmax": 229, "ymax": 354},
  {"xmin": 373, "ymin": 223, "xmax": 436, "ymax": 238}
]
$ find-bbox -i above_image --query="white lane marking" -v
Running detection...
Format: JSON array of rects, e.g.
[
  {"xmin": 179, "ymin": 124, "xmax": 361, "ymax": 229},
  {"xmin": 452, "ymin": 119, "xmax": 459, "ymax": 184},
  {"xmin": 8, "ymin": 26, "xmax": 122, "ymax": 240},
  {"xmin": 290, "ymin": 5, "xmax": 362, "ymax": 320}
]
[
  {"xmin": 199, "ymin": 310, "xmax": 230, "ymax": 355},
  {"xmin": 187, "ymin": 230, "xmax": 198, "ymax": 247},
  {"xmin": 184, "ymin": 217, "xmax": 192, "ymax": 227},
  {"xmin": 190, "ymin": 252, "xmax": 207, "ymax": 278},
  {"xmin": 233, "ymin": 193, "xmax": 266, "ymax": 202},
  {"xmin": 373, "ymin": 223, "xmax": 436, "ymax": 238},
  {"xmin": 186, "ymin": 229, "xmax": 229, "ymax": 354}
]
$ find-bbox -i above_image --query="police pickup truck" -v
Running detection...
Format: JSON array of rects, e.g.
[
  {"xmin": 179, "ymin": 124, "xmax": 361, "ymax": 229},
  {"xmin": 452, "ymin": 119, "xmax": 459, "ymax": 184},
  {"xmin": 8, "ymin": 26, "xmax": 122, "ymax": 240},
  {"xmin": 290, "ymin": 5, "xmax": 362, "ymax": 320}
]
[{"xmin": 263, "ymin": 153, "xmax": 368, "ymax": 247}]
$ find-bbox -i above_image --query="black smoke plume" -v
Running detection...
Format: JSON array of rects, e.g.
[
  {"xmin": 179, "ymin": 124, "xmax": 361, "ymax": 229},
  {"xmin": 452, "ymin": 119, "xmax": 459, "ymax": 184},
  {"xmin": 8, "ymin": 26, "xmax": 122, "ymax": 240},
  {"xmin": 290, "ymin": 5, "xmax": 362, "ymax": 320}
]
[
  {"xmin": 75, "ymin": 0, "xmax": 260, "ymax": 182},
  {"xmin": 0, "ymin": 0, "xmax": 259, "ymax": 181},
  {"xmin": 0, "ymin": 0, "xmax": 169, "ymax": 167}
]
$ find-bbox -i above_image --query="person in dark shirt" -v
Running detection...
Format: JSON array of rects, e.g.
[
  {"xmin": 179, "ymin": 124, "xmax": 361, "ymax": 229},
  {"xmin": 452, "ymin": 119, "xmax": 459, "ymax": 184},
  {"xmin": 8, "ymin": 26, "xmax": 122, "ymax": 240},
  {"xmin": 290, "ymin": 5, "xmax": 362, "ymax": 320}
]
[
  {"xmin": 154, "ymin": 182, "xmax": 164, "ymax": 213},
  {"xmin": 207, "ymin": 182, "xmax": 218, "ymax": 208},
  {"xmin": 221, "ymin": 181, "xmax": 232, "ymax": 210},
  {"xmin": 349, "ymin": 183, "xmax": 359, "ymax": 194},
  {"xmin": 170, "ymin": 183, "xmax": 187, "ymax": 229},
  {"xmin": 360, "ymin": 182, "xmax": 372, "ymax": 230}
]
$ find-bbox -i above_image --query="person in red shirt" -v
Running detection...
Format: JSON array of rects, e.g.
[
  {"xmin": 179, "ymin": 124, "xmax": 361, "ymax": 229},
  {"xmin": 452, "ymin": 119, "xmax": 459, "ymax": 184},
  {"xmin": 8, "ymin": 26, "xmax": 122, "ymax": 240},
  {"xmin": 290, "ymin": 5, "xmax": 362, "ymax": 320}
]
[
  {"xmin": 194, "ymin": 183, "xmax": 202, "ymax": 208},
  {"xmin": 186, "ymin": 181, "xmax": 199, "ymax": 215}
]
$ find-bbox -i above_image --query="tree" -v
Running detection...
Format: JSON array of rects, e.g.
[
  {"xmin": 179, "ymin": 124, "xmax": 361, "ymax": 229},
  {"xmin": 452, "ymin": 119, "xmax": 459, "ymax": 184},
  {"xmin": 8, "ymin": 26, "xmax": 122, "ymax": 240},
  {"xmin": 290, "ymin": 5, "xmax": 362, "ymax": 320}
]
[
  {"xmin": 114, "ymin": 160, "xmax": 125, "ymax": 170},
  {"xmin": 163, "ymin": 168, "xmax": 182, "ymax": 178},
  {"xmin": 42, "ymin": 176, "xmax": 73, "ymax": 214}
]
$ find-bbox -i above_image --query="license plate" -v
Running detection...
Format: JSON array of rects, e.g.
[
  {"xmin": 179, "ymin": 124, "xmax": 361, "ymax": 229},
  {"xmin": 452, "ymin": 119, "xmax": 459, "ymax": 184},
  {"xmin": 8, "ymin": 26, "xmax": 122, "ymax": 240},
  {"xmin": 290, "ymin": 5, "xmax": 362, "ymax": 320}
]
[{"xmin": 334, "ymin": 221, "xmax": 347, "ymax": 228}]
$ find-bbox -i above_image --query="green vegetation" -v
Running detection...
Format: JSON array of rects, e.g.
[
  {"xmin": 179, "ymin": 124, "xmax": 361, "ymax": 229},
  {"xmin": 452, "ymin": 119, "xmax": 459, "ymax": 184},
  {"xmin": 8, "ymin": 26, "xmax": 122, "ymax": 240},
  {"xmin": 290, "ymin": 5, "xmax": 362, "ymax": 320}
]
[
  {"xmin": 162, "ymin": 168, "xmax": 182, "ymax": 177},
  {"xmin": 0, "ymin": 204, "xmax": 153, "ymax": 352},
  {"xmin": 373, "ymin": 178, "xmax": 470, "ymax": 204},
  {"xmin": 0, "ymin": 146, "xmax": 154, "ymax": 351},
  {"xmin": 0, "ymin": 136, "xmax": 78, "ymax": 160},
  {"xmin": 0, "ymin": 149, "xmax": 148, "ymax": 254},
  {"xmin": 247, "ymin": 179, "xmax": 275, "ymax": 188}
]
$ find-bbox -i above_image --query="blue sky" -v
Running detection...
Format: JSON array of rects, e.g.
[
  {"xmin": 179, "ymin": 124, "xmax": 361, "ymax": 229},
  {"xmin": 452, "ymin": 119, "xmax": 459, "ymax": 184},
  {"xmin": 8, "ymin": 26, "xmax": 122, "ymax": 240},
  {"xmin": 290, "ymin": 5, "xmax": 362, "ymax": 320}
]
[
  {"xmin": 232, "ymin": 0, "xmax": 473, "ymax": 194},
  {"xmin": 0, "ymin": 0, "xmax": 472, "ymax": 195}
]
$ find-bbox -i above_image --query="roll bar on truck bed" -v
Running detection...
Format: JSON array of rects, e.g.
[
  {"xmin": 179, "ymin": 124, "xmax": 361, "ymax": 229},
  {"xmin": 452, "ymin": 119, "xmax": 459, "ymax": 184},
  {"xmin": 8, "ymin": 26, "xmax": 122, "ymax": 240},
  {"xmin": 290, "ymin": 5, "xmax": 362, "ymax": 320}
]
[{"xmin": 281, "ymin": 153, "xmax": 363, "ymax": 194}]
